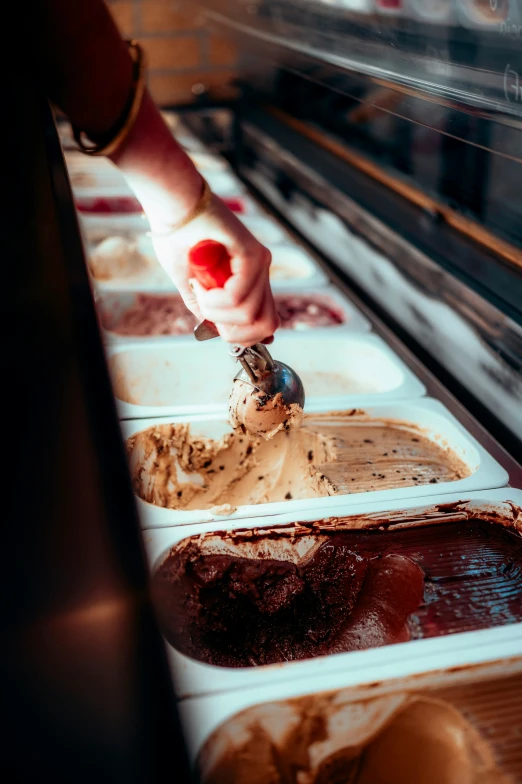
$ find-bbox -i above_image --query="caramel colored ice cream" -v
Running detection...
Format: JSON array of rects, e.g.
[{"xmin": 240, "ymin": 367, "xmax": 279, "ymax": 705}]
[
  {"xmin": 198, "ymin": 690, "xmax": 511, "ymax": 784},
  {"xmin": 228, "ymin": 383, "xmax": 304, "ymax": 440},
  {"xmin": 126, "ymin": 412, "xmax": 471, "ymax": 511}
]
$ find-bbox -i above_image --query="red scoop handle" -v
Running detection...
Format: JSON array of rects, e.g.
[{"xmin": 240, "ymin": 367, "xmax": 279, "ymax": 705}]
[
  {"xmin": 189, "ymin": 239, "xmax": 274, "ymax": 345},
  {"xmin": 189, "ymin": 240, "xmax": 232, "ymax": 290}
]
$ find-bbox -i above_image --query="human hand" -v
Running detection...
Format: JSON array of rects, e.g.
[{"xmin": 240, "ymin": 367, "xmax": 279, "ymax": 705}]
[{"xmin": 148, "ymin": 192, "xmax": 280, "ymax": 346}]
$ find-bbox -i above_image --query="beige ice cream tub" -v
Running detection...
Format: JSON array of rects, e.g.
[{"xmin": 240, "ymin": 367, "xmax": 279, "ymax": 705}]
[
  {"xmin": 179, "ymin": 654, "xmax": 522, "ymax": 783},
  {"xmin": 144, "ymin": 488, "xmax": 522, "ymax": 700},
  {"xmin": 122, "ymin": 398, "xmax": 508, "ymax": 528},
  {"xmin": 268, "ymin": 246, "xmax": 329, "ymax": 289},
  {"xmin": 109, "ymin": 333, "xmax": 423, "ymax": 418}
]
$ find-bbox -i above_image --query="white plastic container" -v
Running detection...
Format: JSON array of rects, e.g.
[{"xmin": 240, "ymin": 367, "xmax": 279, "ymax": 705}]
[
  {"xmin": 269, "ymin": 246, "xmax": 329, "ymax": 288},
  {"xmin": 241, "ymin": 216, "xmax": 291, "ymax": 245},
  {"xmin": 98, "ymin": 286, "xmax": 371, "ymax": 344},
  {"xmin": 72, "ymin": 171, "xmax": 244, "ymax": 203},
  {"xmin": 81, "ymin": 213, "xmax": 288, "ymax": 250},
  {"xmin": 180, "ymin": 654, "xmax": 522, "ymax": 767},
  {"xmin": 188, "ymin": 152, "xmax": 231, "ymax": 171},
  {"xmin": 109, "ymin": 333, "xmax": 424, "ymax": 418},
  {"xmin": 203, "ymin": 170, "xmax": 246, "ymax": 196},
  {"xmin": 82, "ymin": 218, "xmax": 328, "ymax": 294},
  {"xmin": 79, "ymin": 212, "xmax": 150, "ymax": 238},
  {"xmin": 143, "ymin": 488, "xmax": 522, "ymax": 699},
  {"xmin": 123, "ymin": 398, "xmax": 509, "ymax": 528}
]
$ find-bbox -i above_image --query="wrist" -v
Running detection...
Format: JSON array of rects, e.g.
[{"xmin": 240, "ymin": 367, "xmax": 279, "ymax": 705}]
[{"xmin": 148, "ymin": 178, "xmax": 213, "ymax": 236}]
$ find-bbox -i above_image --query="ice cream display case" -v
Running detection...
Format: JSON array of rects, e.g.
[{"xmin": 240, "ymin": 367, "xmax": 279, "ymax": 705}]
[{"xmin": 11, "ymin": 2, "xmax": 522, "ymax": 781}]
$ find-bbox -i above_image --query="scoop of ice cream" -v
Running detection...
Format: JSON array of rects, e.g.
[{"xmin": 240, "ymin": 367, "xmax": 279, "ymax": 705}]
[{"xmin": 228, "ymin": 381, "xmax": 303, "ymax": 440}]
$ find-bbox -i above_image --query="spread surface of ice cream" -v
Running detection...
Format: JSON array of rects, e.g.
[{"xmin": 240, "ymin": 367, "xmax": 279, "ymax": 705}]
[
  {"xmin": 198, "ymin": 682, "xmax": 514, "ymax": 783},
  {"xmin": 127, "ymin": 413, "xmax": 471, "ymax": 510},
  {"xmin": 103, "ymin": 293, "xmax": 197, "ymax": 336},
  {"xmin": 152, "ymin": 516, "xmax": 522, "ymax": 667}
]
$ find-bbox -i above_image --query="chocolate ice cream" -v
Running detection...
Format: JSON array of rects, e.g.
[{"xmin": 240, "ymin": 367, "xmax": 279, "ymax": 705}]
[
  {"xmin": 152, "ymin": 514, "xmax": 522, "ymax": 668},
  {"xmin": 153, "ymin": 539, "xmax": 423, "ymax": 667},
  {"xmin": 127, "ymin": 412, "xmax": 471, "ymax": 511}
]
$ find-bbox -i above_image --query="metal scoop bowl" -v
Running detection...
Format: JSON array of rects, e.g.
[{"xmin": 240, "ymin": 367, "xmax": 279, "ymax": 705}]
[{"xmin": 230, "ymin": 343, "xmax": 305, "ymax": 409}]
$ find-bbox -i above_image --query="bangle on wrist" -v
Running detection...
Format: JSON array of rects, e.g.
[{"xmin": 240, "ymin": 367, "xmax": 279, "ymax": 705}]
[
  {"xmin": 72, "ymin": 40, "xmax": 146, "ymax": 157},
  {"xmin": 148, "ymin": 179, "xmax": 213, "ymax": 237}
]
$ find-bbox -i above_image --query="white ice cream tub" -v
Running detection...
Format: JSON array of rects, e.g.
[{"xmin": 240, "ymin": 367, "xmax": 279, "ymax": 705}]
[
  {"xmin": 187, "ymin": 151, "xmax": 231, "ymax": 171},
  {"xmin": 73, "ymin": 172, "xmax": 246, "ymax": 203},
  {"xmin": 91, "ymin": 243, "xmax": 329, "ymax": 293},
  {"xmin": 98, "ymin": 285, "xmax": 371, "ymax": 345},
  {"xmin": 269, "ymin": 246, "xmax": 329, "ymax": 289},
  {"xmin": 123, "ymin": 398, "xmax": 509, "ymax": 528},
  {"xmin": 109, "ymin": 333, "xmax": 422, "ymax": 418},
  {"xmin": 143, "ymin": 488, "xmax": 522, "ymax": 699},
  {"xmin": 78, "ymin": 213, "xmax": 151, "ymax": 240},
  {"xmin": 180, "ymin": 654, "xmax": 522, "ymax": 768},
  {"xmin": 240, "ymin": 216, "xmax": 292, "ymax": 246},
  {"xmin": 81, "ymin": 214, "xmax": 288, "ymax": 252}
]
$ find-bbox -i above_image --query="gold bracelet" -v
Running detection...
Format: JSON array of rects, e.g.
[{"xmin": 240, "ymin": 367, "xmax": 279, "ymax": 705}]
[
  {"xmin": 148, "ymin": 179, "xmax": 214, "ymax": 237},
  {"xmin": 73, "ymin": 40, "xmax": 146, "ymax": 157}
]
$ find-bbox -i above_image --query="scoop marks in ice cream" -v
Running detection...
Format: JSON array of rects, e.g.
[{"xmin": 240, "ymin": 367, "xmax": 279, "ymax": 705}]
[{"xmin": 126, "ymin": 413, "xmax": 471, "ymax": 511}]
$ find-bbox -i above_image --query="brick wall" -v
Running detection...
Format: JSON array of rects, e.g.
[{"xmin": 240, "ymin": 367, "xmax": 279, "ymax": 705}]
[{"xmin": 107, "ymin": 0, "xmax": 240, "ymax": 106}]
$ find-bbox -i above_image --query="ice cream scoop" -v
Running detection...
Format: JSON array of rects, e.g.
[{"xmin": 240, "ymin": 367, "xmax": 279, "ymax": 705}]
[
  {"xmin": 189, "ymin": 240, "xmax": 305, "ymax": 438},
  {"xmin": 228, "ymin": 344, "xmax": 304, "ymax": 438}
]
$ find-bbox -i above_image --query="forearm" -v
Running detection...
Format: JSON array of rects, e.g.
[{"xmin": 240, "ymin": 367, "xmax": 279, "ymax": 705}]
[
  {"xmin": 110, "ymin": 90, "xmax": 203, "ymax": 227},
  {"xmin": 40, "ymin": 0, "xmax": 202, "ymax": 223}
]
